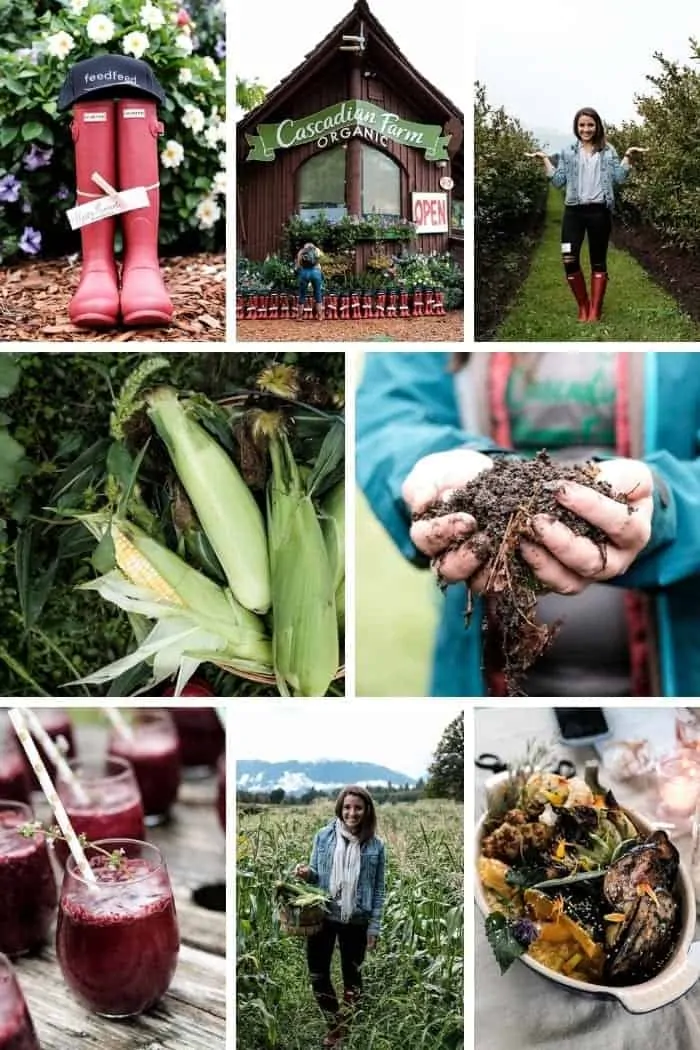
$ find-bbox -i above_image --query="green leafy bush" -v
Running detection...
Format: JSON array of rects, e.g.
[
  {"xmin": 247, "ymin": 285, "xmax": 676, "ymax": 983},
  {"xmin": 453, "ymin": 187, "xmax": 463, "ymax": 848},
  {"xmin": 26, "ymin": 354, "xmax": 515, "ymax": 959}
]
[
  {"xmin": 0, "ymin": 0, "xmax": 225, "ymax": 264},
  {"xmin": 608, "ymin": 49, "xmax": 700, "ymax": 252},
  {"xmin": 237, "ymin": 249, "xmax": 464, "ymax": 306},
  {"xmin": 282, "ymin": 212, "xmax": 417, "ymax": 256},
  {"xmin": 475, "ymin": 81, "xmax": 547, "ymax": 333}
]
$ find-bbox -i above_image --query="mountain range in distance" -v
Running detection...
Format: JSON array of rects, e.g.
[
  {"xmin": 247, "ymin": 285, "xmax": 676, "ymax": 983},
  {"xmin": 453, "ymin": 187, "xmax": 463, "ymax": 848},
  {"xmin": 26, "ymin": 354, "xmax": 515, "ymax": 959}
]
[
  {"xmin": 237, "ymin": 759, "xmax": 419, "ymax": 796},
  {"xmin": 529, "ymin": 127, "xmax": 571, "ymax": 155}
]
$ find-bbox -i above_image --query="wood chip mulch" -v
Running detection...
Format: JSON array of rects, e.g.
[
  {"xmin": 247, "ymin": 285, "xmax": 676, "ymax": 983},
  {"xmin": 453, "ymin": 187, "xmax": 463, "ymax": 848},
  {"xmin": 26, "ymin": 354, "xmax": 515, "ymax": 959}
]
[
  {"xmin": 236, "ymin": 310, "xmax": 464, "ymax": 342},
  {"xmin": 0, "ymin": 253, "xmax": 226, "ymax": 342}
]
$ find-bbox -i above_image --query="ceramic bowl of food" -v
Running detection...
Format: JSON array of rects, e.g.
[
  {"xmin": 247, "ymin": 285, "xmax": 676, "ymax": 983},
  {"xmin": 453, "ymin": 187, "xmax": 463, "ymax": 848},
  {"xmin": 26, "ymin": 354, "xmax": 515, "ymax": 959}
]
[{"xmin": 475, "ymin": 770, "xmax": 700, "ymax": 1013}]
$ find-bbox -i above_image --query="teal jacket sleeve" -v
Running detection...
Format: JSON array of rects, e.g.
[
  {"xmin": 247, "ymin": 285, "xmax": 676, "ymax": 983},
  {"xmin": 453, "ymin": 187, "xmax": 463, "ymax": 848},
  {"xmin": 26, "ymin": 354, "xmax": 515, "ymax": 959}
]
[
  {"xmin": 356, "ymin": 352, "xmax": 501, "ymax": 562},
  {"xmin": 617, "ymin": 446, "xmax": 700, "ymax": 589}
]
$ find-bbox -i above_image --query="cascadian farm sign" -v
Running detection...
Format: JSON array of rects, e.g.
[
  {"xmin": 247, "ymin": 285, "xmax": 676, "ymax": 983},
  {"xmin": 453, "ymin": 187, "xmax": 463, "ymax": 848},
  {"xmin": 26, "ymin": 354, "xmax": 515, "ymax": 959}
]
[
  {"xmin": 412, "ymin": 192, "xmax": 449, "ymax": 234},
  {"xmin": 246, "ymin": 100, "xmax": 450, "ymax": 161}
]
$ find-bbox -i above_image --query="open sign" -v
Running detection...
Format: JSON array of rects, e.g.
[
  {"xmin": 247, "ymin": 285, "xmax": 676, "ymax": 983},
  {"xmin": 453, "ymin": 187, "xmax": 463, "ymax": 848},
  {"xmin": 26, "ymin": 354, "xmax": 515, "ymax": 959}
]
[{"xmin": 412, "ymin": 192, "xmax": 448, "ymax": 234}]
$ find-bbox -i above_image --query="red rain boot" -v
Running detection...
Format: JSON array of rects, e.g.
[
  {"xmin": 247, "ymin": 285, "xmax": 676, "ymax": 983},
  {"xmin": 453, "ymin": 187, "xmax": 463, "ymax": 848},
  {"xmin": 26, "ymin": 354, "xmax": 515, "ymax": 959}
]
[
  {"xmin": 69, "ymin": 100, "xmax": 120, "ymax": 327},
  {"xmin": 116, "ymin": 99, "xmax": 173, "ymax": 326},
  {"xmin": 245, "ymin": 294, "xmax": 258, "ymax": 319},
  {"xmin": 566, "ymin": 271, "xmax": 590, "ymax": 322},
  {"xmin": 432, "ymin": 291, "xmax": 445, "ymax": 316},
  {"xmin": 257, "ymin": 295, "xmax": 268, "ymax": 319},
  {"xmin": 588, "ymin": 272, "xmax": 608, "ymax": 322}
]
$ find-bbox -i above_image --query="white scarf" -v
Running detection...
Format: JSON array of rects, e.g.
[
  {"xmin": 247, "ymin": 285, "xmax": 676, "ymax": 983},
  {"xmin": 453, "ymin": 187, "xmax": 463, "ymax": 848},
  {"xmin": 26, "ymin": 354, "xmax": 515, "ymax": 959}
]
[{"xmin": 329, "ymin": 817, "xmax": 362, "ymax": 923}]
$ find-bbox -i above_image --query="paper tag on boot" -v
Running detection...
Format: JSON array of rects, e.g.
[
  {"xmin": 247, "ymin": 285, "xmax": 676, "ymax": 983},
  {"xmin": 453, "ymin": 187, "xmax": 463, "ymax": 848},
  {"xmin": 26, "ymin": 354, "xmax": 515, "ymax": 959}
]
[{"xmin": 66, "ymin": 186, "xmax": 149, "ymax": 230}]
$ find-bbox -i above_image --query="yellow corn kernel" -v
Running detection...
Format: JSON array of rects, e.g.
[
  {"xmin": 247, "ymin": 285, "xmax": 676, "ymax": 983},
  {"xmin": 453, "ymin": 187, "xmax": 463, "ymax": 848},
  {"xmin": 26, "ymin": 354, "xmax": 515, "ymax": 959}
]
[{"xmin": 112, "ymin": 527, "xmax": 183, "ymax": 605}]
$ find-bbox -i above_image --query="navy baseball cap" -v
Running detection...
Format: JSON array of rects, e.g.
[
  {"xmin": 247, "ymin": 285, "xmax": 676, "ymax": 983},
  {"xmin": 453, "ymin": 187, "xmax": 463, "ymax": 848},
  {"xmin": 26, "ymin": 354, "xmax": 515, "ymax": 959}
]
[{"xmin": 58, "ymin": 55, "xmax": 166, "ymax": 110}]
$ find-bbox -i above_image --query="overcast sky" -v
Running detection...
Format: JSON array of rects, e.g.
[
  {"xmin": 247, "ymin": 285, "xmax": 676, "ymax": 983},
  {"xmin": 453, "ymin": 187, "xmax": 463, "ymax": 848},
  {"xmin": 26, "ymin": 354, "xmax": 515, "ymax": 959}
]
[
  {"xmin": 476, "ymin": 0, "xmax": 698, "ymax": 132},
  {"xmin": 232, "ymin": 700, "xmax": 464, "ymax": 778},
  {"xmin": 234, "ymin": 0, "xmax": 465, "ymax": 116}
]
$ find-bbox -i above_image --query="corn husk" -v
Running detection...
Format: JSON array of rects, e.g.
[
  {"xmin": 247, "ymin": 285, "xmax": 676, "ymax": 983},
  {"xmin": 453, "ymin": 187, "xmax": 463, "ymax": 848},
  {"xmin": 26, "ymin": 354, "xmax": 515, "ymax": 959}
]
[
  {"xmin": 267, "ymin": 431, "xmax": 338, "ymax": 697},
  {"xmin": 69, "ymin": 515, "xmax": 272, "ymax": 693},
  {"xmin": 146, "ymin": 386, "xmax": 271, "ymax": 614}
]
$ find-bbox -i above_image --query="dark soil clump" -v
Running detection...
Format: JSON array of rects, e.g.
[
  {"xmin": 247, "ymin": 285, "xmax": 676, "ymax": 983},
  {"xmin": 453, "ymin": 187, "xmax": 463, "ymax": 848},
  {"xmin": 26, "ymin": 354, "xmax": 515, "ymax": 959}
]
[{"xmin": 418, "ymin": 451, "xmax": 632, "ymax": 696}]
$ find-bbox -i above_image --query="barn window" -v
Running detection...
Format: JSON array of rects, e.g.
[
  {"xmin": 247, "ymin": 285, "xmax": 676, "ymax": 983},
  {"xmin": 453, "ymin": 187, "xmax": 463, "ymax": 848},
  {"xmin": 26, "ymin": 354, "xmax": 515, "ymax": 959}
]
[
  {"xmin": 297, "ymin": 149, "xmax": 346, "ymax": 222},
  {"xmin": 451, "ymin": 198, "xmax": 464, "ymax": 231},
  {"xmin": 361, "ymin": 145, "xmax": 400, "ymax": 217}
]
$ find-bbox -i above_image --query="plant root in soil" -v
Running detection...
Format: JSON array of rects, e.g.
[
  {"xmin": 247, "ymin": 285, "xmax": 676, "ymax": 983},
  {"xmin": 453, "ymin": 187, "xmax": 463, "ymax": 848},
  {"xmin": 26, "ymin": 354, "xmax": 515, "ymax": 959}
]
[{"xmin": 417, "ymin": 451, "xmax": 633, "ymax": 696}]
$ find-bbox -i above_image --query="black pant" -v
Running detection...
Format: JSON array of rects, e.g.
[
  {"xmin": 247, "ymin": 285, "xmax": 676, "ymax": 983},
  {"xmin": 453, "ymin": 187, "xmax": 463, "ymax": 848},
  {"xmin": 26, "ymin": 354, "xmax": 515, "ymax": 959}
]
[
  {"xmin": 561, "ymin": 203, "xmax": 612, "ymax": 275},
  {"xmin": 306, "ymin": 919, "xmax": 368, "ymax": 1019}
]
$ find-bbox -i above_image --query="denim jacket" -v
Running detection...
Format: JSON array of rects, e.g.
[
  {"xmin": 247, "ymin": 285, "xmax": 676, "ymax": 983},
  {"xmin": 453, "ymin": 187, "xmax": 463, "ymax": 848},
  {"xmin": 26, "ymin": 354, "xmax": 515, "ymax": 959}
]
[
  {"xmin": 549, "ymin": 141, "xmax": 628, "ymax": 209},
  {"xmin": 308, "ymin": 822, "xmax": 386, "ymax": 936}
]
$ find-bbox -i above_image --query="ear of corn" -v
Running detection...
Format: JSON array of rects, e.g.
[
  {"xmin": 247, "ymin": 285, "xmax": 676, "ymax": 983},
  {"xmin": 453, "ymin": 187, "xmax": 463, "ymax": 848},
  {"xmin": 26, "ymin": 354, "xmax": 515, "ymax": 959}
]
[
  {"xmin": 267, "ymin": 431, "xmax": 338, "ymax": 697},
  {"xmin": 71, "ymin": 515, "xmax": 273, "ymax": 689},
  {"xmin": 146, "ymin": 386, "xmax": 271, "ymax": 614}
]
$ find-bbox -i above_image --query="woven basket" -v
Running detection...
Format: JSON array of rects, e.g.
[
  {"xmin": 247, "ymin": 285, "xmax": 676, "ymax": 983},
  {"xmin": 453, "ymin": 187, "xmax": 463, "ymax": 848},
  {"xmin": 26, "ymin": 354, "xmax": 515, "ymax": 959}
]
[{"xmin": 278, "ymin": 903, "xmax": 326, "ymax": 938}]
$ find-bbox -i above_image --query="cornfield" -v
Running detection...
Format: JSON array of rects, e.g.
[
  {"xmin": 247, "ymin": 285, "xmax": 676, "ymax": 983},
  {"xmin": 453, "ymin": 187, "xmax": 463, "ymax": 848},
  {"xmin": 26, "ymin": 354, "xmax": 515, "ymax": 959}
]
[{"xmin": 236, "ymin": 800, "xmax": 464, "ymax": 1050}]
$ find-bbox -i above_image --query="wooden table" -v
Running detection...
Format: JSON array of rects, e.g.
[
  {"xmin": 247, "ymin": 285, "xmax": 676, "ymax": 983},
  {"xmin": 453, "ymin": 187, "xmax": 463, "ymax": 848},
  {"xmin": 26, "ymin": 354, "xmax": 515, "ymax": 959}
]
[{"xmin": 10, "ymin": 725, "xmax": 227, "ymax": 1050}]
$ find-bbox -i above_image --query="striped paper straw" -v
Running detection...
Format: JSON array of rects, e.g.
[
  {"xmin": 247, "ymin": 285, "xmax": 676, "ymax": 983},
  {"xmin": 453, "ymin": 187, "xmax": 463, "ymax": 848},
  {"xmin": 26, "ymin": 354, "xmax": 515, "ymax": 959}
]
[
  {"xmin": 19, "ymin": 708, "xmax": 89, "ymax": 806},
  {"xmin": 9, "ymin": 708, "xmax": 96, "ymax": 884},
  {"xmin": 104, "ymin": 707, "xmax": 135, "ymax": 743}
]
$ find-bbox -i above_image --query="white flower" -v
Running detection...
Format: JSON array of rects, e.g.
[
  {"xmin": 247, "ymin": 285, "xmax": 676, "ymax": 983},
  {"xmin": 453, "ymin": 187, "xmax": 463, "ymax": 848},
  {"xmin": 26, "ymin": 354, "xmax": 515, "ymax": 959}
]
[
  {"xmin": 139, "ymin": 3, "xmax": 165, "ymax": 30},
  {"xmin": 86, "ymin": 14, "xmax": 115, "ymax": 44},
  {"xmin": 204, "ymin": 120, "xmax": 226, "ymax": 150},
  {"xmin": 160, "ymin": 140, "xmax": 184, "ymax": 168},
  {"xmin": 182, "ymin": 104, "xmax": 205, "ymax": 134},
  {"xmin": 211, "ymin": 171, "xmax": 226, "ymax": 196},
  {"xmin": 174, "ymin": 32, "xmax": 193, "ymax": 54},
  {"xmin": 218, "ymin": 150, "xmax": 227, "ymax": 168},
  {"xmin": 122, "ymin": 31, "xmax": 150, "ymax": 59},
  {"xmin": 46, "ymin": 31, "xmax": 75, "ymax": 60},
  {"xmin": 178, "ymin": 67, "xmax": 193, "ymax": 85},
  {"xmin": 202, "ymin": 57, "xmax": 221, "ymax": 80},
  {"xmin": 195, "ymin": 197, "xmax": 221, "ymax": 230},
  {"xmin": 69, "ymin": 0, "xmax": 89, "ymax": 12}
]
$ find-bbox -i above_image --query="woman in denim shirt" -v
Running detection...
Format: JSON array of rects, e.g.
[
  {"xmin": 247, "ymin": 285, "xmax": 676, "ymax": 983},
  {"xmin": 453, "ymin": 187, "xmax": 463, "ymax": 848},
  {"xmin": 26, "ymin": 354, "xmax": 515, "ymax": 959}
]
[
  {"xmin": 295, "ymin": 785, "xmax": 386, "ymax": 1047},
  {"xmin": 527, "ymin": 107, "xmax": 646, "ymax": 322}
]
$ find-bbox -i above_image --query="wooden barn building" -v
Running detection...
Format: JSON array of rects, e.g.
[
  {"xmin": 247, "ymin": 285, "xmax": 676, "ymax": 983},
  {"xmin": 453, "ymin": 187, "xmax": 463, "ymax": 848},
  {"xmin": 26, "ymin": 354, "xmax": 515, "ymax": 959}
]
[{"xmin": 236, "ymin": 0, "xmax": 464, "ymax": 274}]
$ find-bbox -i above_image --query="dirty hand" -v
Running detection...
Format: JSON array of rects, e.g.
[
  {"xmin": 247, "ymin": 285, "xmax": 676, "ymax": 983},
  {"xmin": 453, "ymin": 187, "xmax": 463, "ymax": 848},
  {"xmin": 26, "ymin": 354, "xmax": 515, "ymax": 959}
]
[
  {"xmin": 294, "ymin": 864, "xmax": 310, "ymax": 880},
  {"xmin": 519, "ymin": 458, "xmax": 654, "ymax": 594},
  {"xmin": 367, "ymin": 934, "xmax": 378, "ymax": 950},
  {"xmin": 403, "ymin": 449, "xmax": 493, "ymax": 579}
]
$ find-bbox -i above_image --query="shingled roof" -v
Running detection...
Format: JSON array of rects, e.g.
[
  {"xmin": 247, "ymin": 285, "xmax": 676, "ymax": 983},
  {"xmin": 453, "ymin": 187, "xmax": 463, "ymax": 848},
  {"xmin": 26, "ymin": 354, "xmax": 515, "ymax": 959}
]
[{"xmin": 237, "ymin": 0, "xmax": 464, "ymax": 132}]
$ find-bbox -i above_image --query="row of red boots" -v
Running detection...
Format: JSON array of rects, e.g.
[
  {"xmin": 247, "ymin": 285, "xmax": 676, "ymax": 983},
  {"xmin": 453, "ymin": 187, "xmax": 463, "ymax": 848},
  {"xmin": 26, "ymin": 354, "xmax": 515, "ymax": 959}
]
[{"xmin": 237, "ymin": 290, "xmax": 447, "ymax": 320}]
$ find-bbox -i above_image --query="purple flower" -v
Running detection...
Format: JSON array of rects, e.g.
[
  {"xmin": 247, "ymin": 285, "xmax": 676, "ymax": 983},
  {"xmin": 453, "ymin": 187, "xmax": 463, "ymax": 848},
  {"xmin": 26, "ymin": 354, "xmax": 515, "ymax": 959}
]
[
  {"xmin": 512, "ymin": 918, "xmax": 539, "ymax": 948},
  {"xmin": 15, "ymin": 46, "xmax": 41, "ymax": 65},
  {"xmin": 19, "ymin": 227, "xmax": 42, "ymax": 255},
  {"xmin": 214, "ymin": 37, "xmax": 226, "ymax": 59},
  {"xmin": 0, "ymin": 174, "xmax": 21, "ymax": 204},
  {"xmin": 55, "ymin": 185, "xmax": 70, "ymax": 201},
  {"xmin": 23, "ymin": 145, "xmax": 53, "ymax": 171},
  {"xmin": 22, "ymin": 201, "xmax": 31, "ymax": 214}
]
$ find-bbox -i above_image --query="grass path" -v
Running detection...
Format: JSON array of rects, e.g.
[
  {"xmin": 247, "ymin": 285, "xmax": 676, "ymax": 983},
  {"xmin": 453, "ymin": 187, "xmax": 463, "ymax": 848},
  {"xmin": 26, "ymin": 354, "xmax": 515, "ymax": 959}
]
[{"xmin": 495, "ymin": 191, "xmax": 700, "ymax": 341}]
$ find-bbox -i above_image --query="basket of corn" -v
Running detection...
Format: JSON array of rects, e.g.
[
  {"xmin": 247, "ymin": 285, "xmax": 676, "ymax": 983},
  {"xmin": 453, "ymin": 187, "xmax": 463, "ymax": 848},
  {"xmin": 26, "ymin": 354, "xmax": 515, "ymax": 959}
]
[
  {"xmin": 54, "ymin": 356, "xmax": 345, "ymax": 698},
  {"xmin": 275, "ymin": 880, "xmax": 331, "ymax": 937}
]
